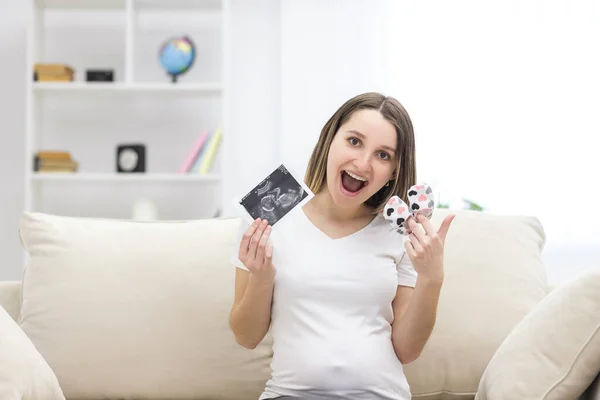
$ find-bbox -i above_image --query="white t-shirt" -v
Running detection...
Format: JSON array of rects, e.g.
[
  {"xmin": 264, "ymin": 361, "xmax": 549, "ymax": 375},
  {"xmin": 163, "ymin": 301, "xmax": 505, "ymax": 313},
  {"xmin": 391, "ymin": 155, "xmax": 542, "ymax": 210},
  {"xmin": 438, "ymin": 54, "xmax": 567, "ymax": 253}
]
[{"xmin": 230, "ymin": 207, "xmax": 418, "ymax": 400}]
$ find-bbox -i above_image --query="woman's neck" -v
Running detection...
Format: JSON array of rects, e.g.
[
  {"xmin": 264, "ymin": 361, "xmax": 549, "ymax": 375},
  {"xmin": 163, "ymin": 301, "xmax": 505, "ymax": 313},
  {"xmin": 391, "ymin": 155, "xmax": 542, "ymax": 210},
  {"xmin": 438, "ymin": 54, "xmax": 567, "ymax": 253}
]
[{"xmin": 306, "ymin": 186, "xmax": 371, "ymax": 223}]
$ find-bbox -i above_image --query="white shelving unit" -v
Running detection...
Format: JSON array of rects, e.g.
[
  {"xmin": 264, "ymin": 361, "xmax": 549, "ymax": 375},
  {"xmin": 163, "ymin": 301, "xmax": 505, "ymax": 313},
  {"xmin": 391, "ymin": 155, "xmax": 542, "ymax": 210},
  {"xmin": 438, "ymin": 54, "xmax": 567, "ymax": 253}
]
[
  {"xmin": 25, "ymin": 0, "xmax": 227, "ymax": 218},
  {"xmin": 31, "ymin": 172, "xmax": 221, "ymax": 183},
  {"xmin": 32, "ymin": 82, "xmax": 223, "ymax": 94}
]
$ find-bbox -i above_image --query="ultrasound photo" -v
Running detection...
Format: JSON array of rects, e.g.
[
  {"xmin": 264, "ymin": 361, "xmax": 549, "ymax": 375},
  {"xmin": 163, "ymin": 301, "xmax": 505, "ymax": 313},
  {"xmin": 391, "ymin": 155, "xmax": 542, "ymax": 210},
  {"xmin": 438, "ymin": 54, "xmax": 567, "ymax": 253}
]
[{"xmin": 237, "ymin": 164, "xmax": 312, "ymax": 226}]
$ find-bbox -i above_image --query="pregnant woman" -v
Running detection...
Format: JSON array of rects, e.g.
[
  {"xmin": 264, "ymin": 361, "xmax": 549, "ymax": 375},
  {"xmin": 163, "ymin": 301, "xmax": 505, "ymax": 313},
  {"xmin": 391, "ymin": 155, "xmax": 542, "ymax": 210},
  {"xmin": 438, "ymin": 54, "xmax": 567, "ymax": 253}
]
[{"xmin": 229, "ymin": 92, "xmax": 455, "ymax": 400}]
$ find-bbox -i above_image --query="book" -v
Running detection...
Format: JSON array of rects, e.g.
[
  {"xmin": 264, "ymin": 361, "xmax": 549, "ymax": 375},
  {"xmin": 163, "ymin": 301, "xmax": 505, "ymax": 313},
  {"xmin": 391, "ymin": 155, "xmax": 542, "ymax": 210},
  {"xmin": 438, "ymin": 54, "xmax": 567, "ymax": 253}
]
[
  {"xmin": 197, "ymin": 129, "xmax": 222, "ymax": 174},
  {"xmin": 189, "ymin": 135, "xmax": 209, "ymax": 172},
  {"xmin": 34, "ymin": 64, "xmax": 75, "ymax": 82},
  {"xmin": 178, "ymin": 131, "xmax": 209, "ymax": 173},
  {"xmin": 33, "ymin": 150, "xmax": 78, "ymax": 172}
]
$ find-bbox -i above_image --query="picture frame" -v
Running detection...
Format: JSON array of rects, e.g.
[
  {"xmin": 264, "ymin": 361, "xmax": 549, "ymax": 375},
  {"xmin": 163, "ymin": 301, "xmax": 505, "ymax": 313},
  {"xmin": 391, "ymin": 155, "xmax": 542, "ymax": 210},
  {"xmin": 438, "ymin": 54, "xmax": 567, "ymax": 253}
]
[{"xmin": 233, "ymin": 163, "xmax": 314, "ymax": 228}]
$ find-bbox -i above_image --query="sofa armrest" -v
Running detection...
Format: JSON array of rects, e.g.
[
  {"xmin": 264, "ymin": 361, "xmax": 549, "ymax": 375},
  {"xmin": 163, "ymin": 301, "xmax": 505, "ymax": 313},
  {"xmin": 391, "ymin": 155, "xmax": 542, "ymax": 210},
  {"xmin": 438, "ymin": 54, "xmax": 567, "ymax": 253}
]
[{"xmin": 0, "ymin": 281, "xmax": 21, "ymax": 321}]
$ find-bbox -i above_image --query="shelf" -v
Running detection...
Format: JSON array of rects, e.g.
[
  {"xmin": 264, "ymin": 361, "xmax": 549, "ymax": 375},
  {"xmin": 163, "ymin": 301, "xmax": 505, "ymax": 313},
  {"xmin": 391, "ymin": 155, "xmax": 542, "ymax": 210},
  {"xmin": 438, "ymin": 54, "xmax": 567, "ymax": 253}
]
[
  {"xmin": 35, "ymin": 0, "xmax": 124, "ymax": 9},
  {"xmin": 35, "ymin": 0, "xmax": 222, "ymax": 11},
  {"xmin": 32, "ymin": 82, "xmax": 222, "ymax": 94},
  {"xmin": 136, "ymin": 0, "xmax": 222, "ymax": 11},
  {"xmin": 31, "ymin": 173, "xmax": 221, "ymax": 183},
  {"xmin": 26, "ymin": 0, "xmax": 227, "ymax": 219}
]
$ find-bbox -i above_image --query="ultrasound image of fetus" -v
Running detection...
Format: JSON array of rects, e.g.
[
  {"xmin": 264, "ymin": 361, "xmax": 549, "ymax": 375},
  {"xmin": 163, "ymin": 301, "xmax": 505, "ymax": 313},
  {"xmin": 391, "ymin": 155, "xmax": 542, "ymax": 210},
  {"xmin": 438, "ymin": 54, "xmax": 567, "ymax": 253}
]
[
  {"xmin": 258, "ymin": 185, "xmax": 303, "ymax": 223},
  {"xmin": 239, "ymin": 165, "xmax": 309, "ymax": 226}
]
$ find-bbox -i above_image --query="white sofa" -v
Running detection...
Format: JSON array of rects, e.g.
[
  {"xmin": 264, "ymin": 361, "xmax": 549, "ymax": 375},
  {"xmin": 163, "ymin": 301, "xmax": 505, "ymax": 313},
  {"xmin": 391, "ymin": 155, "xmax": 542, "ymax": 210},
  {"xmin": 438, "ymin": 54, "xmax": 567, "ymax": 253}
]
[{"xmin": 0, "ymin": 210, "xmax": 599, "ymax": 400}]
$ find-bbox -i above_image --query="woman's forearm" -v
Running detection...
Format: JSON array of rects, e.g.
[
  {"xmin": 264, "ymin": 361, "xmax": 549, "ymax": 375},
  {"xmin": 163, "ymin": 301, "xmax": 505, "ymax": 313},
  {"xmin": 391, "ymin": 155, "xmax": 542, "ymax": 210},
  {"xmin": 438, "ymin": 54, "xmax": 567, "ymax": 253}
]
[
  {"xmin": 392, "ymin": 276, "xmax": 443, "ymax": 364},
  {"xmin": 229, "ymin": 274, "xmax": 274, "ymax": 349}
]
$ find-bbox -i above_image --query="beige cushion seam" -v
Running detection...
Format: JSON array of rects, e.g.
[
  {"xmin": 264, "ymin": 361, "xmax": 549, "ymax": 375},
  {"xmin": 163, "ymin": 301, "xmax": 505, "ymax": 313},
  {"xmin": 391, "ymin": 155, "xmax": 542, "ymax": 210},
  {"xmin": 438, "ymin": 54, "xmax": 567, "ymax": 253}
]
[
  {"xmin": 413, "ymin": 389, "xmax": 477, "ymax": 396},
  {"xmin": 542, "ymin": 322, "xmax": 600, "ymax": 399}
]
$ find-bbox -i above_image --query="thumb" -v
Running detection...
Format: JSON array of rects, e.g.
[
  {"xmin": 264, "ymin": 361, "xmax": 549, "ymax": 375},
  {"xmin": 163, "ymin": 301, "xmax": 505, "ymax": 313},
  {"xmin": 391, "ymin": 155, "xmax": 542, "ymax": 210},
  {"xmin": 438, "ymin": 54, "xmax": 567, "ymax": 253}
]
[{"xmin": 438, "ymin": 214, "xmax": 456, "ymax": 242}]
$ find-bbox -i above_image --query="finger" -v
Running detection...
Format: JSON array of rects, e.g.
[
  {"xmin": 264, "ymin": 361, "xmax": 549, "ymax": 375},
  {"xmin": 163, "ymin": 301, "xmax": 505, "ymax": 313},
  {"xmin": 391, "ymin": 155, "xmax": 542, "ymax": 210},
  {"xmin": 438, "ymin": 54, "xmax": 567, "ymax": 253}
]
[
  {"xmin": 416, "ymin": 214, "xmax": 436, "ymax": 236},
  {"xmin": 239, "ymin": 218, "xmax": 261, "ymax": 259},
  {"xmin": 407, "ymin": 216, "xmax": 426, "ymax": 242},
  {"xmin": 404, "ymin": 238, "xmax": 416, "ymax": 258},
  {"xmin": 265, "ymin": 244, "xmax": 274, "ymax": 265},
  {"xmin": 438, "ymin": 214, "xmax": 456, "ymax": 242},
  {"xmin": 257, "ymin": 224, "xmax": 272, "ymax": 263},
  {"xmin": 248, "ymin": 219, "xmax": 269, "ymax": 261},
  {"xmin": 408, "ymin": 233, "xmax": 423, "ymax": 253}
]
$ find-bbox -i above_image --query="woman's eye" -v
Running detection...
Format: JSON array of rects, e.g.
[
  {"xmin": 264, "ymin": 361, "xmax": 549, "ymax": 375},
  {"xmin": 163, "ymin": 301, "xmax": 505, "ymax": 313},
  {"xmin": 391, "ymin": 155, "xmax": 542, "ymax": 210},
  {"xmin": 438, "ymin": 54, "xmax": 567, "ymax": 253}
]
[
  {"xmin": 379, "ymin": 152, "xmax": 391, "ymax": 160},
  {"xmin": 349, "ymin": 137, "xmax": 360, "ymax": 146}
]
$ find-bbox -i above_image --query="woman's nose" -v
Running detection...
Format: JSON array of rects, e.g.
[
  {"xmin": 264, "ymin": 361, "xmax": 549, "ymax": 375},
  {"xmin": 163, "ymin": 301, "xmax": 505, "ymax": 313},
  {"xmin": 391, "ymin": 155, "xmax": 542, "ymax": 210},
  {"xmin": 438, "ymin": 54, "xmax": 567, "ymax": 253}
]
[{"xmin": 354, "ymin": 154, "xmax": 372, "ymax": 172}]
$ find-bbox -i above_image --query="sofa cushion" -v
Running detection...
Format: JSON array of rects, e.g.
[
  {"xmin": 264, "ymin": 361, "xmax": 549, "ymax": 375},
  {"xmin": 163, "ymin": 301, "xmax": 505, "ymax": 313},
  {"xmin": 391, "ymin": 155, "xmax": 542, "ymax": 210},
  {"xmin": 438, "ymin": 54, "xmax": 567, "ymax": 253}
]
[
  {"xmin": 17, "ymin": 212, "xmax": 272, "ymax": 400},
  {"xmin": 0, "ymin": 304, "xmax": 65, "ymax": 400},
  {"xmin": 403, "ymin": 209, "xmax": 549, "ymax": 399},
  {"xmin": 0, "ymin": 281, "xmax": 21, "ymax": 321},
  {"xmin": 475, "ymin": 267, "xmax": 600, "ymax": 400}
]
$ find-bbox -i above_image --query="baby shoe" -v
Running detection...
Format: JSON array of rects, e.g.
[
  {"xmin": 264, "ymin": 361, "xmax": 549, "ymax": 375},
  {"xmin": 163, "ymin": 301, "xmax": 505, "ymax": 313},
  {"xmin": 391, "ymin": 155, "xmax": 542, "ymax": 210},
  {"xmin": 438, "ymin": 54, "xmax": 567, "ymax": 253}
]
[
  {"xmin": 407, "ymin": 184, "xmax": 435, "ymax": 220},
  {"xmin": 383, "ymin": 196, "xmax": 412, "ymax": 235},
  {"xmin": 383, "ymin": 183, "xmax": 435, "ymax": 235}
]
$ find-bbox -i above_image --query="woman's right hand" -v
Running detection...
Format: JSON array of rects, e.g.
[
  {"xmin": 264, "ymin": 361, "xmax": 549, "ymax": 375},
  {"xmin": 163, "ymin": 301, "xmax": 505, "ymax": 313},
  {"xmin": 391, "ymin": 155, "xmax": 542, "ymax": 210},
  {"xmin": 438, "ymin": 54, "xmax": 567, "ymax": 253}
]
[{"xmin": 238, "ymin": 218, "xmax": 275, "ymax": 284}]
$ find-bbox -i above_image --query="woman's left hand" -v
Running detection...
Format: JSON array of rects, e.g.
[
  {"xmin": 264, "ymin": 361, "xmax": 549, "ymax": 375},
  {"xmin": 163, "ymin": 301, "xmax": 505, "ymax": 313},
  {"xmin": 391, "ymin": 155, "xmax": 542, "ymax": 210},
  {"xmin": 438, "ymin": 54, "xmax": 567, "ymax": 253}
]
[{"xmin": 405, "ymin": 213, "xmax": 456, "ymax": 284}]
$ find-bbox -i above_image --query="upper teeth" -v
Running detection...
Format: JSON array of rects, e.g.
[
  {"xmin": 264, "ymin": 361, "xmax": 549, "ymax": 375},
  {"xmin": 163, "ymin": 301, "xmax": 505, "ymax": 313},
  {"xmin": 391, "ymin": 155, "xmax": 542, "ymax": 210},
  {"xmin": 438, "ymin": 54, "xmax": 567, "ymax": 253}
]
[{"xmin": 346, "ymin": 171, "xmax": 367, "ymax": 182}]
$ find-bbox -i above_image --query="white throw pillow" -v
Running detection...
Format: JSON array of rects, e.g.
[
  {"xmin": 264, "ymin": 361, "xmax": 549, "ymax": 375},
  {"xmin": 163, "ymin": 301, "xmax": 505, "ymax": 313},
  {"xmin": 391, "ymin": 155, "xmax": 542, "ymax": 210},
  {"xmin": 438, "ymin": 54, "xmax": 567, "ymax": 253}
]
[
  {"xmin": 18, "ymin": 212, "xmax": 272, "ymax": 400},
  {"xmin": 0, "ymin": 305, "xmax": 65, "ymax": 400},
  {"xmin": 402, "ymin": 209, "xmax": 549, "ymax": 399},
  {"xmin": 475, "ymin": 267, "xmax": 600, "ymax": 400}
]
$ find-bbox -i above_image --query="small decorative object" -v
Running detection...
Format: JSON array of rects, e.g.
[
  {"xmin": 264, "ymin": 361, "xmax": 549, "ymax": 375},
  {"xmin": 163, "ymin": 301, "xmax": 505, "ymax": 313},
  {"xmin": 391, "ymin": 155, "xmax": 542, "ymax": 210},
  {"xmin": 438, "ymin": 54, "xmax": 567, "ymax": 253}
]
[
  {"xmin": 86, "ymin": 69, "xmax": 114, "ymax": 82},
  {"xmin": 383, "ymin": 183, "xmax": 435, "ymax": 236},
  {"xmin": 132, "ymin": 198, "xmax": 159, "ymax": 221},
  {"xmin": 158, "ymin": 36, "xmax": 196, "ymax": 83},
  {"xmin": 116, "ymin": 143, "xmax": 146, "ymax": 173}
]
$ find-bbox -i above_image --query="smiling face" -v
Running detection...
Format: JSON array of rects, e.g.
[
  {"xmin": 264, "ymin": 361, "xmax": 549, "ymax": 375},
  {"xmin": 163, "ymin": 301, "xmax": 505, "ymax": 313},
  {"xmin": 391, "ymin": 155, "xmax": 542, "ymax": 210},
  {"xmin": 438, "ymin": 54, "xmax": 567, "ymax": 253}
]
[
  {"xmin": 304, "ymin": 92, "xmax": 417, "ymax": 215},
  {"xmin": 325, "ymin": 109, "xmax": 397, "ymax": 210}
]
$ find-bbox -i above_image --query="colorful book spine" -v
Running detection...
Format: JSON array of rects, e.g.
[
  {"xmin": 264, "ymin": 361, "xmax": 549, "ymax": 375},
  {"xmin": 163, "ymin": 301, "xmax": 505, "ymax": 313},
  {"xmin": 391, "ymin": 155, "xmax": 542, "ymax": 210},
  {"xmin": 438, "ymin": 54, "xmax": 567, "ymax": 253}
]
[
  {"xmin": 198, "ymin": 129, "xmax": 222, "ymax": 174},
  {"xmin": 178, "ymin": 131, "xmax": 209, "ymax": 173},
  {"xmin": 189, "ymin": 132, "xmax": 210, "ymax": 172}
]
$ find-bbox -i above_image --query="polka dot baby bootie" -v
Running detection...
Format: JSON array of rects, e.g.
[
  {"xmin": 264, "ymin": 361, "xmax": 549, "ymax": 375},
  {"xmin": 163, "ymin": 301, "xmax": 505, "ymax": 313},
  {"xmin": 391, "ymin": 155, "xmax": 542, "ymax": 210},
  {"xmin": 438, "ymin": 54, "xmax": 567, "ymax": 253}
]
[{"xmin": 383, "ymin": 183, "xmax": 435, "ymax": 235}]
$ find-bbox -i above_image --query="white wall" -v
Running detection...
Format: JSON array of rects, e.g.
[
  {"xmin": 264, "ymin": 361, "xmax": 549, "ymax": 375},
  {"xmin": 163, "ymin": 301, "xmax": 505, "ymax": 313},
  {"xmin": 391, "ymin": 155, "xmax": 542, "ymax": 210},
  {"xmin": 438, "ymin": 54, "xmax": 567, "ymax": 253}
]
[
  {"xmin": 0, "ymin": 0, "xmax": 27, "ymax": 280},
  {"xmin": 387, "ymin": 0, "xmax": 600, "ymax": 284},
  {"xmin": 221, "ymin": 0, "xmax": 282, "ymax": 214},
  {"xmin": 279, "ymin": 0, "xmax": 392, "ymax": 174},
  {"xmin": 224, "ymin": 0, "xmax": 394, "ymax": 212},
  {"xmin": 257, "ymin": 0, "xmax": 600, "ymax": 285}
]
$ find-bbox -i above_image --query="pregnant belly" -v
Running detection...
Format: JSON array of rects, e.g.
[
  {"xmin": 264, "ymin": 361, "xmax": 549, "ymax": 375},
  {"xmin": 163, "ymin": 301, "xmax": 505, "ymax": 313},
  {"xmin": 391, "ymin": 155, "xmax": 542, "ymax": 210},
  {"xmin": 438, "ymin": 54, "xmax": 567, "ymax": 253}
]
[{"xmin": 270, "ymin": 335, "xmax": 404, "ymax": 392}]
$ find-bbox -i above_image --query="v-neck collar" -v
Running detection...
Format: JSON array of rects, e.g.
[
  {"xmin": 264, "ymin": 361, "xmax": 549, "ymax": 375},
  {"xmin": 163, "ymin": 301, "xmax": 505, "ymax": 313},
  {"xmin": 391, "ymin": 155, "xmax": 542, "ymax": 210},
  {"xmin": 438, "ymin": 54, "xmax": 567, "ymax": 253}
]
[{"xmin": 298, "ymin": 206, "xmax": 379, "ymax": 242}]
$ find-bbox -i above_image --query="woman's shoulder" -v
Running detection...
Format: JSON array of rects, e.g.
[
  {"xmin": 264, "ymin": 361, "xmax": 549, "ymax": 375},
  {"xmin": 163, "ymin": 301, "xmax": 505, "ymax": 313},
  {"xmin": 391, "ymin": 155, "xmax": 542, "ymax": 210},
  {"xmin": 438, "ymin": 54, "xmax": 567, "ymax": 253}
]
[
  {"xmin": 369, "ymin": 212, "xmax": 396, "ymax": 233},
  {"xmin": 366, "ymin": 214, "xmax": 413, "ymax": 269},
  {"xmin": 366, "ymin": 213, "xmax": 406, "ymax": 246}
]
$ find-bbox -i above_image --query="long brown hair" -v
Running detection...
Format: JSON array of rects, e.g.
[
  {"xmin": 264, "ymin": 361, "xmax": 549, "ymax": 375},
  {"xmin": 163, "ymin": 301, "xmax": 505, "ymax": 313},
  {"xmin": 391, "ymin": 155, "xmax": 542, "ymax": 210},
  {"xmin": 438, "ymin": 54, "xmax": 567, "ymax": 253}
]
[{"xmin": 304, "ymin": 92, "xmax": 417, "ymax": 214}]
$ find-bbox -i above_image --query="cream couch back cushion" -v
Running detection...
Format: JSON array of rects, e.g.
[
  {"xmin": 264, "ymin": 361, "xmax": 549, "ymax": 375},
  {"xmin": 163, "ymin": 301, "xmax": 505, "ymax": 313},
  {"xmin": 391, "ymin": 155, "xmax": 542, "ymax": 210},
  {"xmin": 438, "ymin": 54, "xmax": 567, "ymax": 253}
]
[
  {"xmin": 18, "ymin": 212, "xmax": 272, "ymax": 400},
  {"xmin": 403, "ymin": 209, "xmax": 549, "ymax": 399}
]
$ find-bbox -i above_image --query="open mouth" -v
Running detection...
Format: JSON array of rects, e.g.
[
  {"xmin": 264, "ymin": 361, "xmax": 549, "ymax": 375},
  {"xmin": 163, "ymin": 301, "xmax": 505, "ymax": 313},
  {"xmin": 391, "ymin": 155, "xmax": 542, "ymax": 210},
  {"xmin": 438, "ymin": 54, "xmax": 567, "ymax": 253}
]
[{"xmin": 340, "ymin": 170, "xmax": 368, "ymax": 195}]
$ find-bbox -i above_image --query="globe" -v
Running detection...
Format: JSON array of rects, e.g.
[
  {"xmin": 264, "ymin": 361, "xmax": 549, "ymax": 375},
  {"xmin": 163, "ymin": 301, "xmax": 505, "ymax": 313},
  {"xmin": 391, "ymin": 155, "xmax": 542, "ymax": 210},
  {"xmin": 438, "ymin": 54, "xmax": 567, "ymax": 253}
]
[{"xmin": 158, "ymin": 36, "xmax": 196, "ymax": 83}]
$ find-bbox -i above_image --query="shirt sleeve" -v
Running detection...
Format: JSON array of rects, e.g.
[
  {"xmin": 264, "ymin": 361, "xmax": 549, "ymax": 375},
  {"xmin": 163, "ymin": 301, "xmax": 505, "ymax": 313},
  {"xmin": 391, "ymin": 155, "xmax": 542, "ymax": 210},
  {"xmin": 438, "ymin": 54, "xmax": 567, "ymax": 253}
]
[
  {"xmin": 396, "ymin": 246, "xmax": 418, "ymax": 287},
  {"xmin": 229, "ymin": 218, "xmax": 250, "ymax": 271}
]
